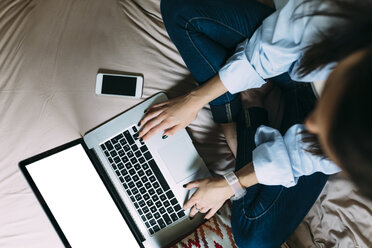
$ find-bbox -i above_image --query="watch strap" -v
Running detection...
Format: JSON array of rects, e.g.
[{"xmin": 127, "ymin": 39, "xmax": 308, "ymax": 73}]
[{"xmin": 224, "ymin": 171, "xmax": 246, "ymax": 201}]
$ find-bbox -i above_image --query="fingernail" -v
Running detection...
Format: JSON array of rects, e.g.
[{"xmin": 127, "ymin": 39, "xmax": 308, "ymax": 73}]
[
  {"xmin": 189, "ymin": 216, "xmax": 194, "ymax": 220},
  {"xmin": 217, "ymin": 211, "xmax": 221, "ymax": 215},
  {"xmin": 162, "ymin": 135, "xmax": 168, "ymax": 139},
  {"xmin": 139, "ymin": 138, "xmax": 143, "ymax": 142},
  {"xmin": 144, "ymin": 109, "xmax": 147, "ymax": 113},
  {"xmin": 138, "ymin": 122, "xmax": 141, "ymax": 126},
  {"xmin": 182, "ymin": 184, "xmax": 187, "ymax": 188}
]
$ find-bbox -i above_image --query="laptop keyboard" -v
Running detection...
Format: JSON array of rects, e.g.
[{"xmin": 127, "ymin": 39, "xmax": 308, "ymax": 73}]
[{"xmin": 100, "ymin": 125, "xmax": 186, "ymax": 235}]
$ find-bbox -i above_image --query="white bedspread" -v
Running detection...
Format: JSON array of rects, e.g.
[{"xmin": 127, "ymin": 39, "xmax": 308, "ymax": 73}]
[{"xmin": 0, "ymin": 0, "xmax": 371, "ymax": 247}]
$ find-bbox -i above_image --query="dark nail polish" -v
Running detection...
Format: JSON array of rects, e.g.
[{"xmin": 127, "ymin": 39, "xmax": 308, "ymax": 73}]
[
  {"xmin": 162, "ymin": 135, "xmax": 168, "ymax": 139},
  {"xmin": 138, "ymin": 122, "xmax": 141, "ymax": 126},
  {"xmin": 217, "ymin": 211, "xmax": 221, "ymax": 215},
  {"xmin": 144, "ymin": 109, "xmax": 147, "ymax": 113},
  {"xmin": 182, "ymin": 184, "xmax": 187, "ymax": 188},
  {"xmin": 189, "ymin": 216, "xmax": 194, "ymax": 220}
]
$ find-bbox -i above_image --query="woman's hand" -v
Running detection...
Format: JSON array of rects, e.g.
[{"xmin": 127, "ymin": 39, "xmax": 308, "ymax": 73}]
[
  {"xmin": 183, "ymin": 177, "xmax": 234, "ymax": 219},
  {"xmin": 138, "ymin": 93, "xmax": 204, "ymax": 141}
]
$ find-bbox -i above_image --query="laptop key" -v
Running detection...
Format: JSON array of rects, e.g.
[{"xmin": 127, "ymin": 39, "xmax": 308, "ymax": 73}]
[
  {"xmin": 138, "ymin": 157, "xmax": 145, "ymax": 164},
  {"xmin": 163, "ymin": 214, "xmax": 172, "ymax": 225},
  {"xmin": 143, "ymin": 152, "xmax": 152, "ymax": 160},
  {"xmin": 125, "ymin": 162, "xmax": 132, "ymax": 169},
  {"xmin": 177, "ymin": 210, "xmax": 185, "ymax": 218},
  {"xmin": 105, "ymin": 141, "xmax": 114, "ymax": 151},
  {"xmin": 135, "ymin": 194, "xmax": 142, "ymax": 201},
  {"xmin": 164, "ymin": 201, "xmax": 170, "ymax": 207},
  {"xmin": 154, "ymin": 212, "xmax": 161, "ymax": 219},
  {"xmin": 150, "ymin": 206, "xmax": 157, "ymax": 213},
  {"xmin": 160, "ymin": 194, "xmax": 166, "ymax": 201},
  {"xmin": 114, "ymin": 143, "xmax": 121, "ymax": 150},
  {"xmin": 105, "ymin": 151, "xmax": 110, "ymax": 157},
  {"xmin": 174, "ymin": 205, "xmax": 181, "ymax": 212},
  {"xmin": 152, "ymin": 195, "xmax": 159, "ymax": 202},
  {"xmin": 132, "ymin": 144, "xmax": 138, "ymax": 151},
  {"xmin": 139, "ymin": 200, "xmax": 145, "ymax": 207},
  {"xmin": 145, "ymin": 182, "xmax": 151, "ymax": 189},
  {"xmin": 170, "ymin": 213, "xmax": 178, "ymax": 222},
  {"xmin": 155, "ymin": 201, "xmax": 162, "ymax": 208},
  {"xmin": 149, "ymin": 176, "xmax": 156, "ymax": 182},
  {"xmin": 135, "ymin": 164, "xmax": 141, "ymax": 170},
  {"xmin": 117, "ymin": 163, "xmax": 124, "ymax": 170},
  {"xmin": 156, "ymin": 188, "xmax": 163, "ymax": 195},
  {"xmin": 122, "ymin": 182, "xmax": 128, "ymax": 189},
  {"xmin": 119, "ymin": 138, "xmax": 127, "ymax": 146},
  {"xmin": 153, "ymin": 182, "xmax": 160, "ymax": 189},
  {"xmin": 111, "ymin": 133, "xmax": 123, "ymax": 144},
  {"xmin": 142, "ymin": 176, "xmax": 148, "ymax": 183},
  {"xmin": 131, "ymin": 157, "xmax": 138, "ymax": 164},
  {"xmin": 123, "ymin": 145, "xmax": 130, "ymax": 151},
  {"xmin": 145, "ymin": 221, "xmax": 150, "ymax": 228},
  {"xmin": 119, "ymin": 177, "xmax": 124, "ymax": 183},
  {"xmin": 128, "ymin": 181, "xmax": 135, "ymax": 188},
  {"xmin": 127, "ymin": 151, "xmax": 134, "ymax": 158},
  {"xmin": 143, "ymin": 163, "xmax": 149, "ymax": 170},
  {"xmin": 153, "ymin": 225, "xmax": 160, "ymax": 232},
  {"xmin": 110, "ymin": 150, "xmax": 117, "ymax": 157},
  {"xmin": 147, "ymin": 200, "xmax": 154, "ymax": 207},
  {"xmin": 149, "ymin": 228, "xmax": 154, "ymax": 235},
  {"xmin": 114, "ymin": 156, "xmax": 121, "ymax": 163},
  {"xmin": 129, "ymin": 169, "xmax": 135, "ymax": 175},
  {"xmin": 115, "ymin": 170, "xmax": 121, "ymax": 176},
  {"xmin": 140, "ymin": 145, "xmax": 148, "ymax": 153},
  {"xmin": 135, "ymin": 151, "xmax": 141, "ymax": 157},
  {"xmin": 111, "ymin": 162, "xmax": 116, "ymax": 170},
  {"xmin": 130, "ymin": 196, "xmax": 135, "ymax": 202},
  {"xmin": 159, "ymin": 207, "xmax": 166, "ymax": 214},
  {"xmin": 132, "ymin": 126, "xmax": 138, "ymax": 132},
  {"xmin": 166, "ymin": 191, "xmax": 175, "ymax": 199},
  {"xmin": 149, "ymin": 218, "xmax": 156, "ymax": 226},
  {"xmin": 148, "ymin": 159, "xmax": 171, "ymax": 192},
  {"xmin": 138, "ymin": 169, "xmax": 144, "ymax": 176},
  {"xmin": 132, "ymin": 175, "xmax": 139, "ymax": 182},
  {"xmin": 143, "ymin": 194, "xmax": 150, "ymax": 201},
  {"xmin": 158, "ymin": 219, "xmax": 166, "ymax": 229},
  {"xmin": 100, "ymin": 144, "xmax": 106, "ymax": 150},
  {"xmin": 148, "ymin": 188, "xmax": 155, "ymax": 195},
  {"xmin": 121, "ymin": 156, "xmax": 129, "ymax": 163},
  {"xmin": 143, "ymin": 206, "xmax": 149, "ymax": 213},
  {"xmin": 120, "ymin": 169, "xmax": 127, "ymax": 176},
  {"xmin": 136, "ymin": 181, "xmax": 143, "ymax": 188},
  {"xmin": 166, "ymin": 207, "xmax": 174, "ymax": 214},
  {"xmin": 170, "ymin": 198, "xmax": 178, "ymax": 206},
  {"xmin": 139, "ymin": 187, "xmax": 146, "ymax": 194},
  {"xmin": 123, "ymin": 130, "xmax": 135, "ymax": 145},
  {"xmin": 118, "ymin": 150, "xmax": 125, "ymax": 157},
  {"xmin": 132, "ymin": 188, "xmax": 139, "ymax": 195},
  {"xmin": 146, "ymin": 213, "xmax": 153, "ymax": 220}
]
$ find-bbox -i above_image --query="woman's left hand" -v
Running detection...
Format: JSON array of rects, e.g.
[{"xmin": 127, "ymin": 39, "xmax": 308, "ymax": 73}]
[{"xmin": 183, "ymin": 176, "xmax": 235, "ymax": 219}]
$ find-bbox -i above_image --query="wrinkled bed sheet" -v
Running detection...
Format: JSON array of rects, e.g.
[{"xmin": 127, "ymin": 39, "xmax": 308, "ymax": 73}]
[{"xmin": 0, "ymin": 0, "xmax": 371, "ymax": 247}]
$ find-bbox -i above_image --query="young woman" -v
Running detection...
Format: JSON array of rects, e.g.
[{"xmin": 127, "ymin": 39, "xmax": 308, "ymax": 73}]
[{"xmin": 138, "ymin": 0, "xmax": 372, "ymax": 246}]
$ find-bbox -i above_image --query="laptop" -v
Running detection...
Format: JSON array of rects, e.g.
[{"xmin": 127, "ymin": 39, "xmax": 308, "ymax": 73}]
[{"xmin": 19, "ymin": 92, "xmax": 211, "ymax": 248}]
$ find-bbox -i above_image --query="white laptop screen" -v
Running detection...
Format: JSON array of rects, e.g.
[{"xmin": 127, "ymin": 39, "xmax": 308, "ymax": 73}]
[{"xmin": 26, "ymin": 144, "xmax": 140, "ymax": 248}]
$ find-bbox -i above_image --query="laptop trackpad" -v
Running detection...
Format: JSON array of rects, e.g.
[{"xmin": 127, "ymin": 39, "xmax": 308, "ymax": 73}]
[{"xmin": 158, "ymin": 138, "xmax": 201, "ymax": 183}]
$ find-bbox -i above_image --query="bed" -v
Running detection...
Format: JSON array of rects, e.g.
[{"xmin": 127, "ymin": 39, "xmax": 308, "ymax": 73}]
[{"xmin": 1, "ymin": 0, "xmax": 371, "ymax": 247}]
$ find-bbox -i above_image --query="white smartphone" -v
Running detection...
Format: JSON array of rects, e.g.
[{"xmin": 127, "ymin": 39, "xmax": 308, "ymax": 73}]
[{"xmin": 95, "ymin": 73, "xmax": 143, "ymax": 98}]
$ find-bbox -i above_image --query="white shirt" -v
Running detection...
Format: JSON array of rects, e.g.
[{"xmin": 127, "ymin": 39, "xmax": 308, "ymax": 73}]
[
  {"xmin": 218, "ymin": 0, "xmax": 337, "ymax": 94},
  {"xmin": 253, "ymin": 125, "xmax": 341, "ymax": 187}
]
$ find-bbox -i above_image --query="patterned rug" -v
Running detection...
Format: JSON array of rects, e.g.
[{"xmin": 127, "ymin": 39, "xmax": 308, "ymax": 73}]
[
  {"xmin": 171, "ymin": 202, "xmax": 237, "ymax": 248},
  {"xmin": 171, "ymin": 202, "xmax": 289, "ymax": 248}
]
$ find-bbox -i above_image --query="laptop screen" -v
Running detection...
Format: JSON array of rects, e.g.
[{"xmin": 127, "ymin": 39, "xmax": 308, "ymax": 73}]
[{"xmin": 25, "ymin": 144, "xmax": 140, "ymax": 248}]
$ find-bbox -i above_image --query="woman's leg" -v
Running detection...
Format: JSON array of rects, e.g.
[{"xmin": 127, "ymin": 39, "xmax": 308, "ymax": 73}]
[
  {"xmin": 161, "ymin": 0, "xmax": 274, "ymax": 123},
  {"xmin": 231, "ymin": 86, "xmax": 327, "ymax": 247}
]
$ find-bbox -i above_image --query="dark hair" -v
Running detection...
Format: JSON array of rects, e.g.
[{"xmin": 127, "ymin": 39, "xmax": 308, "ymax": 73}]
[
  {"xmin": 296, "ymin": 0, "xmax": 372, "ymax": 198},
  {"xmin": 296, "ymin": 0, "xmax": 372, "ymax": 76},
  {"xmin": 327, "ymin": 47, "xmax": 372, "ymax": 199}
]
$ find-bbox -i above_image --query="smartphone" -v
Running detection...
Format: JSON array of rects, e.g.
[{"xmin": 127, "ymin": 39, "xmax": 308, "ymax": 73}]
[{"xmin": 95, "ymin": 73, "xmax": 143, "ymax": 98}]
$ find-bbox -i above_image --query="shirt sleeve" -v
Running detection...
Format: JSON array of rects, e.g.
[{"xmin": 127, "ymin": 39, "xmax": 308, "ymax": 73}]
[
  {"xmin": 218, "ymin": 0, "xmax": 336, "ymax": 94},
  {"xmin": 252, "ymin": 124, "xmax": 341, "ymax": 187}
]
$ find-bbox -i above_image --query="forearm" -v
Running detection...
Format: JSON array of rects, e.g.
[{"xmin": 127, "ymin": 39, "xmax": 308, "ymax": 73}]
[{"xmin": 189, "ymin": 74, "xmax": 228, "ymax": 108}]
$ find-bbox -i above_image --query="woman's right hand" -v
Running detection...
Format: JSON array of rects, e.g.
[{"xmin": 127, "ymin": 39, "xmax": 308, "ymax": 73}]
[{"xmin": 138, "ymin": 93, "xmax": 204, "ymax": 141}]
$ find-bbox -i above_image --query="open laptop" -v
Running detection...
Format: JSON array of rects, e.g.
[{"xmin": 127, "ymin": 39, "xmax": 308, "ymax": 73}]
[{"xmin": 19, "ymin": 92, "xmax": 211, "ymax": 248}]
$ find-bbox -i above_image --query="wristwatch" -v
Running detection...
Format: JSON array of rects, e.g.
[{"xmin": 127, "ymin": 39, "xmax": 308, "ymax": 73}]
[{"xmin": 224, "ymin": 171, "xmax": 246, "ymax": 201}]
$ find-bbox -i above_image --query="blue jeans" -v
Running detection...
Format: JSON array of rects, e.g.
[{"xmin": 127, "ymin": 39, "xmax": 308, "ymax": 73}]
[
  {"xmin": 161, "ymin": 0, "xmax": 274, "ymax": 123},
  {"xmin": 161, "ymin": 1, "xmax": 328, "ymax": 246}
]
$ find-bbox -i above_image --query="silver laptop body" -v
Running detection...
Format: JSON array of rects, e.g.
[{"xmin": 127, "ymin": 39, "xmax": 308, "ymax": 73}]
[{"xmin": 83, "ymin": 92, "xmax": 211, "ymax": 247}]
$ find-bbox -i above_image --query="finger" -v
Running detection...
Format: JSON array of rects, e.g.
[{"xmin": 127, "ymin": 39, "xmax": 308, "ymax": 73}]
[
  {"xmin": 163, "ymin": 124, "xmax": 186, "ymax": 137},
  {"xmin": 183, "ymin": 195, "xmax": 198, "ymax": 210},
  {"xmin": 199, "ymin": 207, "xmax": 210, "ymax": 214},
  {"xmin": 144, "ymin": 101, "xmax": 170, "ymax": 113},
  {"xmin": 189, "ymin": 205, "xmax": 200, "ymax": 218},
  {"xmin": 183, "ymin": 180, "xmax": 200, "ymax": 190},
  {"xmin": 138, "ymin": 107, "xmax": 166, "ymax": 130},
  {"xmin": 141, "ymin": 120, "xmax": 173, "ymax": 141},
  {"xmin": 204, "ymin": 208, "xmax": 218, "ymax": 220}
]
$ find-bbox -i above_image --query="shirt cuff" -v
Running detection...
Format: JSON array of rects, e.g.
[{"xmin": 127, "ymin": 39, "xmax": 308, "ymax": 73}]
[
  {"xmin": 218, "ymin": 41, "xmax": 266, "ymax": 94},
  {"xmin": 252, "ymin": 126, "xmax": 296, "ymax": 187}
]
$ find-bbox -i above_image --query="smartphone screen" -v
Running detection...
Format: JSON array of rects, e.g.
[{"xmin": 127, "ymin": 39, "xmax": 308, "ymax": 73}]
[{"xmin": 101, "ymin": 75, "xmax": 137, "ymax": 96}]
